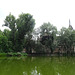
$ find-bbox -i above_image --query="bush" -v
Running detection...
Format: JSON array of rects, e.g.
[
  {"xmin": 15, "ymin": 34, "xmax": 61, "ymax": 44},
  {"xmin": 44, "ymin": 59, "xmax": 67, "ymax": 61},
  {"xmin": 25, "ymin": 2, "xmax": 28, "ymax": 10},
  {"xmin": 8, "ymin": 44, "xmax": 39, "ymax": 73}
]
[{"xmin": 0, "ymin": 53, "xmax": 7, "ymax": 56}]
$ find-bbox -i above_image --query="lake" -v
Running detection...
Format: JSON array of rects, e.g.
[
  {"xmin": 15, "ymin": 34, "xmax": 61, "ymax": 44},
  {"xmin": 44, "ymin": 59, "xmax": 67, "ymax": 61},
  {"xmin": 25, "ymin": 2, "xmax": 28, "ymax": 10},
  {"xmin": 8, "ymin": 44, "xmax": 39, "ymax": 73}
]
[{"xmin": 0, "ymin": 56, "xmax": 75, "ymax": 75}]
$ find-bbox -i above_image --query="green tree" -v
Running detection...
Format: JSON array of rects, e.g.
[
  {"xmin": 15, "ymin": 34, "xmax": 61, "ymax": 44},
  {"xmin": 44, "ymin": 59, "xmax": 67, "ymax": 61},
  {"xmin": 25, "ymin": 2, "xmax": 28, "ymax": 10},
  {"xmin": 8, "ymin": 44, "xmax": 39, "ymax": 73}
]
[
  {"xmin": 16, "ymin": 13, "xmax": 35, "ymax": 52},
  {"xmin": 3, "ymin": 29, "xmax": 10, "ymax": 39},
  {"xmin": 57, "ymin": 27, "xmax": 75, "ymax": 54},
  {"xmin": 40, "ymin": 22, "xmax": 57, "ymax": 53},
  {"xmin": 0, "ymin": 30, "xmax": 3, "ymax": 35},
  {"xmin": 0, "ymin": 35, "xmax": 8, "ymax": 52},
  {"xmin": 3, "ymin": 13, "xmax": 35, "ymax": 52},
  {"xmin": 3, "ymin": 13, "xmax": 16, "ymax": 51}
]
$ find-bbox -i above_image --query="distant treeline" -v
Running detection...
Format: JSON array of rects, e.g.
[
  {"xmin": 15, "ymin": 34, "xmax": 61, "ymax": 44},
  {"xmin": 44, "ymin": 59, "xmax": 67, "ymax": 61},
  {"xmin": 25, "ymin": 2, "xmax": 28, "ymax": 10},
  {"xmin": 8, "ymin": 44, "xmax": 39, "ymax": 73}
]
[{"xmin": 0, "ymin": 13, "xmax": 75, "ymax": 54}]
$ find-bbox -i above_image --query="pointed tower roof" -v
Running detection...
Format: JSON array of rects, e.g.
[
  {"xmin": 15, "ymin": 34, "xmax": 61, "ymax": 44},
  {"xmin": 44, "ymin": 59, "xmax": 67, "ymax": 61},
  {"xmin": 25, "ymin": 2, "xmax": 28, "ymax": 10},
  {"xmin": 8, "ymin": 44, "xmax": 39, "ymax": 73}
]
[
  {"xmin": 69, "ymin": 19, "xmax": 73, "ymax": 30},
  {"xmin": 69, "ymin": 19, "xmax": 71, "ymax": 26}
]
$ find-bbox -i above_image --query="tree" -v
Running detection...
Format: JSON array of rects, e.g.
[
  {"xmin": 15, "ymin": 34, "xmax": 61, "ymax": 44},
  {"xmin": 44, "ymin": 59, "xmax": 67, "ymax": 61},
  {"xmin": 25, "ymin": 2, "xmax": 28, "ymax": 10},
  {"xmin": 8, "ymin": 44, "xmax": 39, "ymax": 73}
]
[
  {"xmin": 3, "ymin": 29, "xmax": 10, "ymax": 39},
  {"xmin": 24, "ymin": 38, "xmax": 35, "ymax": 54},
  {"xmin": 0, "ymin": 35, "xmax": 8, "ymax": 52},
  {"xmin": 16, "ymin": 13, "xmax": 35, "ymax": 39},
  {"xmin": 3, "ymin": 13, "xmax": 35, "ymax": 52},
  {"xmin": 3, "ymin": 13, "xmax": 16, "ymax": 51},
  {"xmin": 40, "ymin": 22, "xmax": 57, "ymax": 53},
  {"xmin": 57, "ymin": 27, "xmax": 75, "ymax": 54},
  {"xmin": 16, "ymin": 13, "xmax": 35, "ymax": 52},
  {"xmin": 0, "ymin": 30, "xmax": 3, "ymax": 35}
]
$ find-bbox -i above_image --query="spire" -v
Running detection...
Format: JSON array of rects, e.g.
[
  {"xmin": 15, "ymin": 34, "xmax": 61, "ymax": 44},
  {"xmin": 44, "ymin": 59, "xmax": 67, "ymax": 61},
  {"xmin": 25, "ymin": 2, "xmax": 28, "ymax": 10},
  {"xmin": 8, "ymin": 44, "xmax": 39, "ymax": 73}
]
[
  {"xmin": 69, "ymin": 19, "xmax": 73, "ymax": 30},
  {"xmin": 69, "ymin": 19, "xmax": 71, "ymax": 26}
]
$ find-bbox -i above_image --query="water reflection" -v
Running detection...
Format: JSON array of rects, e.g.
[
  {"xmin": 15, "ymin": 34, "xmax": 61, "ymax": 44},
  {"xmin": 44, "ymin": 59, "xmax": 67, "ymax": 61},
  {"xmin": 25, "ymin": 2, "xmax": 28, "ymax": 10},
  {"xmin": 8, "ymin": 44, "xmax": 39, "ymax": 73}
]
[
  {"xmin": 23, "ymin": 72, "xmax": 27, "ymax": 75},
  {"xmin": 57, "ymin": 72, "xmax": 61, "ymax": 75},
  {"xmin": 31, "ymin": 66, "xmax": 41, "ymax": 75},
  {"xmin": 0, "ymin": 57, "xmax": 75, "ymax": 75}
]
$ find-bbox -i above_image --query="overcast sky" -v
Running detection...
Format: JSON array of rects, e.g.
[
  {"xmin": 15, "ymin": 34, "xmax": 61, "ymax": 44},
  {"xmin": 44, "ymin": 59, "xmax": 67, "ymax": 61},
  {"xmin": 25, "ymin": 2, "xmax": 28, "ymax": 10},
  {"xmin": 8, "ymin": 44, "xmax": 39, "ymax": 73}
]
[{"xmin": 0, "ymin": 0, "xmax": 75, "ymax": 31}]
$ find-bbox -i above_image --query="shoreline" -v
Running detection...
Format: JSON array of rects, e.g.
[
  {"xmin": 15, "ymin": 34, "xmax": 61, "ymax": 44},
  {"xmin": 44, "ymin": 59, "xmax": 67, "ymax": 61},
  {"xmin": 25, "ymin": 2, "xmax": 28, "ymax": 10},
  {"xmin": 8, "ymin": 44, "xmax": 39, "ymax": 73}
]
[{"xmin": 0, "ymin": 53, "xmax": 75, "ymax": 57}]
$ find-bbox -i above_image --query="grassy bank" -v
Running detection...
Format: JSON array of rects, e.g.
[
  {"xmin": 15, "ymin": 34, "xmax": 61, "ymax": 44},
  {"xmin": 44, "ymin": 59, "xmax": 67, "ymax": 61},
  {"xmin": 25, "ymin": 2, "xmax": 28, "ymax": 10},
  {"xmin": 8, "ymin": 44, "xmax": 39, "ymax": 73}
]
[
  {"xmin": 0, "ymin": 53, "xmax": 28, "ymax": 57},
  {"xmin": 0, "ymin": 53, "xmax": 7, "ymax": 56},
  {"xmin": 0, "ymin": 52, "xmax": 75, "ymax": 57}
]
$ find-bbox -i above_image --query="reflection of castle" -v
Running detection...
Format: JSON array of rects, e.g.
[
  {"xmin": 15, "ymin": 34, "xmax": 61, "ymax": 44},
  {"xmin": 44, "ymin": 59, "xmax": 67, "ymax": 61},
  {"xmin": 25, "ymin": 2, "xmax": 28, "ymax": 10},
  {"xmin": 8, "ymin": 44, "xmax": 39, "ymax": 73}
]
[{"xmin": 69, "ymin": 19, "xmax": 73, "ymax": 30}]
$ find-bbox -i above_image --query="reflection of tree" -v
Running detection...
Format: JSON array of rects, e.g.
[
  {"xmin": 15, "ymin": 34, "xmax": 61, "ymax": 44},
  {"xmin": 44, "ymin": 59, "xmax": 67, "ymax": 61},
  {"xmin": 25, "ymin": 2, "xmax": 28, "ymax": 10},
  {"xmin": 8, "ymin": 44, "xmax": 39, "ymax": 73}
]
[
  {"xmin": 31, "ymin": 66, "xmax": 41, "ymax": 75},
  {"xmin": 23, "ymin": 72, "xmax": 27, "ymax": 75},
  {"xmin": 0, "ymin": 57, "xmax": 75, "ymax": 75}
]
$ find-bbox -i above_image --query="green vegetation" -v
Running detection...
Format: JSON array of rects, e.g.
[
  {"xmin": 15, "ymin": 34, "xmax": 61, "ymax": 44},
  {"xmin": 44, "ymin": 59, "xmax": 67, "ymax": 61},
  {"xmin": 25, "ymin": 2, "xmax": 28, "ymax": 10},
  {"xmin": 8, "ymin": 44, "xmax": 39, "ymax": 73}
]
[
  {"xmin": 0, "ymin": 13, "xmax": 75, "ymax": 56},
  {"xmin": 7, "ymin": 52, "xmax": 28, "ymax": 56},
  {"xmin": 0, "ymin": 53, "xmax": 7, "ymax": 56},
  {"xmin": 0, "ymin": 53, "xmax": 28, "ymax": 57}
]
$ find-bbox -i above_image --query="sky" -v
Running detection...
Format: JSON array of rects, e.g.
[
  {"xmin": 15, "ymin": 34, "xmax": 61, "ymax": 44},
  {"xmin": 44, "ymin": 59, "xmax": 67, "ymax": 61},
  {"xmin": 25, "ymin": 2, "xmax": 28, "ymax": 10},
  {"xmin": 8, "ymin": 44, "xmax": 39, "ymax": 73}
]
[{"xmin": 0, "ymin": 0, "xmax": 75, "ymax": 31}]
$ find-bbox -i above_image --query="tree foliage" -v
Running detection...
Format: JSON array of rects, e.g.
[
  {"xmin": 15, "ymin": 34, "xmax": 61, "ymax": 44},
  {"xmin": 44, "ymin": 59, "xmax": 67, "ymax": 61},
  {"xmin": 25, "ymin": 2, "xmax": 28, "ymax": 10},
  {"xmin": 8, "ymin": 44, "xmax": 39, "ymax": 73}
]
[
  {"xmin": 40, "ymin": 22, "xmax": 57, "ymax": 53},
  {"xmin": 0, "ymin": 13, "xmax": 75, "ymax": 55},
  {"xmin": 57, "ymin": 27, "xmax": 75, "ymax": 54},
  {"xmin": 3, "ymin": 13, "xmax": 35, "ymax": 52}
]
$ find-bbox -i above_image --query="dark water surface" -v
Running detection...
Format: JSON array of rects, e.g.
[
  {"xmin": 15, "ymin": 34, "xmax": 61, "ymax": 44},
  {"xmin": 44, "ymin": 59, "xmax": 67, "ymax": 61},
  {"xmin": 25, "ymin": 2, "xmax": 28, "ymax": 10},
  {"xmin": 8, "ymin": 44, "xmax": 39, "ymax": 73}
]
[{"xmin": 0, "ymin": 56, "xmax": 75, "ymax": 75}]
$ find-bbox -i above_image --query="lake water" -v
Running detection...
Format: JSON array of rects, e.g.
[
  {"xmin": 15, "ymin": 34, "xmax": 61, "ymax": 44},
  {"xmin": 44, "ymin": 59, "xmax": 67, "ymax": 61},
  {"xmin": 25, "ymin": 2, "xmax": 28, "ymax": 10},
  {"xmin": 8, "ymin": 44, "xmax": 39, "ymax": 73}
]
[{"xmin": 0, "ymin": 56, "xmax": 75, "ymax": 75}]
